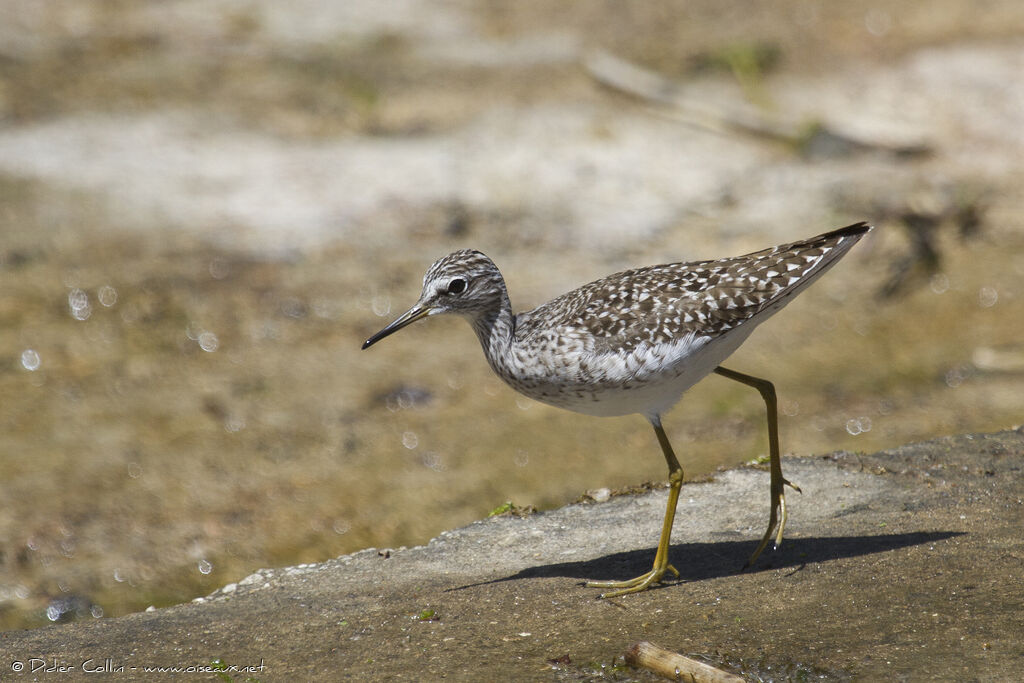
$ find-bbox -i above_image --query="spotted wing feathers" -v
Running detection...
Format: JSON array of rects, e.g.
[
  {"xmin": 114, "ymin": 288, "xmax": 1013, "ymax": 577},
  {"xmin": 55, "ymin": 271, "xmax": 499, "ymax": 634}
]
[{"xmin": 516, "ymin": 222, "xmax": 870, "ymax": 350}]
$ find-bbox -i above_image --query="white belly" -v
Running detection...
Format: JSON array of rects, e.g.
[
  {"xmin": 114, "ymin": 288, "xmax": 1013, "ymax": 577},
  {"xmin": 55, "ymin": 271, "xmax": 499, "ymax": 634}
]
[{"xmin": 500, "ymin": 323, "xmax": 758, "ymax": 419}]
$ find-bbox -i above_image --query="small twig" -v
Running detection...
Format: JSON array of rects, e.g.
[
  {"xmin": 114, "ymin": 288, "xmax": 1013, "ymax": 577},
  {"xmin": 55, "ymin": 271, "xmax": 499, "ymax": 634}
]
[
  {"xmin": 583, "ymin": 49, "xmax": 930, "ymax": 159},
  {"xmin": 624, "ymin": 641, "xmax": 743, "ymax": 682},
  {"xmin": 584, "ymin": 49, "xmax": 790, "ymax": 141}
]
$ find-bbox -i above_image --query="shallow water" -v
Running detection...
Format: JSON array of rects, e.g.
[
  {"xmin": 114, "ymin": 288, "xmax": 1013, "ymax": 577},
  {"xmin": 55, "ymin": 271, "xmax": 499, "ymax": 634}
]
[{"xmin": 2, "ymin": 0, "xmax": 1024, "ymax": 632}]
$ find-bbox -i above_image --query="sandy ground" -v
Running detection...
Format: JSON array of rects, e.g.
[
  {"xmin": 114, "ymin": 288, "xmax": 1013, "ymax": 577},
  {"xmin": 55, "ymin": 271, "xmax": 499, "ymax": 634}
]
[{"xmin": 1, "ymin": 0, "xmax": 1024, "ymax": 633}]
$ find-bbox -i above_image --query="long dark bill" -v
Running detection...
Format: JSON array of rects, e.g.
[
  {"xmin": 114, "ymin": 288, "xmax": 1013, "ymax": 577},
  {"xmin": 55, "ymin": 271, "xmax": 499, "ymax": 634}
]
[{"xmin": 361, "ymin": 306, "xmax": 432, "ymax": 350}]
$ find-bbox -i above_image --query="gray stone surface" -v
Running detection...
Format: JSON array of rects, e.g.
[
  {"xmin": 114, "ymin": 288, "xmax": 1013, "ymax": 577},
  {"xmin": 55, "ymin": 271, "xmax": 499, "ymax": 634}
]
[{"xmin": 2, "ymin": 430, "xmax": 1022, "ymax": 680}]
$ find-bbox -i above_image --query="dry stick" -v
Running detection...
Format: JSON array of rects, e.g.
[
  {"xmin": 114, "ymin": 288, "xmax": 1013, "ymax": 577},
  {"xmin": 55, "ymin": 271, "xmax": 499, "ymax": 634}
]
[
  {"xmin": 584, "ymin": 49, "xmax": 790, "ymax": 141},
  {"xmin": 625, "ymin": 641, "xmax": 743, "ymax": 683},
  {"xmin": 583, "ymin": 49, "xmax": 929, "ymax": 158}
]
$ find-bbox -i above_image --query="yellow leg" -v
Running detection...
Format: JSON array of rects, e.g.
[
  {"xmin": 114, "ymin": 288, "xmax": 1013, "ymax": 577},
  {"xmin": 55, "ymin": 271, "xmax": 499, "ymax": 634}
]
[
  {"xmin": 588, "ymin": 416, "xmax": 682, "ymax": 598},
  {"xmin": 713, "ymin": 366, "xmax": 801, "ymax": 568}
]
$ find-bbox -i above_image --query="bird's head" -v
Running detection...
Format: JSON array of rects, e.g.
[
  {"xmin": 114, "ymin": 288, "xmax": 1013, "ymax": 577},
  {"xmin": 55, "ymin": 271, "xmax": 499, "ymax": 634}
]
[{"xmin": 362, "ymin": 249, "xmax": 506, "ymax": 349}]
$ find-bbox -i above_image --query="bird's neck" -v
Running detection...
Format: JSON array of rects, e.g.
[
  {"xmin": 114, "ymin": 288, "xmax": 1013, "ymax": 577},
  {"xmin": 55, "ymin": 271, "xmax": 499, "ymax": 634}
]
[{"xmin": 468, "ymin": 295, "xmax": 516, "ymax": 370}]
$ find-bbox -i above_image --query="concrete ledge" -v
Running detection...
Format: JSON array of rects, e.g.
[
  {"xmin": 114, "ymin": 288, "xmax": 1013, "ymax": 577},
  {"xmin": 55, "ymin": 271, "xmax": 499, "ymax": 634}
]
[{"xmin": 2, "ymin": 430, "xmax": 1022, "ymax": 680}]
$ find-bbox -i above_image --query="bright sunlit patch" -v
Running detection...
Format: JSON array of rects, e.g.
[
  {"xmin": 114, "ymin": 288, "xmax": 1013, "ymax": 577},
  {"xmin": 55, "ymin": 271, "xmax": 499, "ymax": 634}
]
[
  {"xmin": 929, "ymin": 274, "xmax": 949, "ymax": 294},
  {"xmin": 978, "ymin": 286, "xmax": 998, "ymax": 308},
  {"xmin": 371, "ymin": 295, "xmax": 391, "ymax": 317},
  {"xmin": 864, "ymin": 9, "xmax": 892, "ymax": 37},
  {"xmin": 68, "ymin": 288, "xmax": 91, "ymax": 320},
  {"xmin": 224, "ymin": 415, "xmax": 246, "ymax": 432},
  {"xmin": 198, "ymin": 331, "xmax": 219, "ymax": 352},
  {"xmin": 421, "ymin": 451, "xmax": 445, "ymax": 471},
  {"xmin": 20, "ymin": 349, "xmax": 41, "ymax": 371},
  {"xmin": 945, "ymin": 364, "xmax": 974, "ymax": 388},
  {"xmin": 98, "ymin": 284, "xmax": 118, "ymax": 307},
  {"xmin": 845, "ymin": 416, "xmax": 872, "ymax": 436}
]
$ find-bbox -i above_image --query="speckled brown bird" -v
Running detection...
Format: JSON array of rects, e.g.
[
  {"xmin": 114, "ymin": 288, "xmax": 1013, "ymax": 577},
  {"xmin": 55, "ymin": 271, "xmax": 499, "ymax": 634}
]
[{"xmin": 363, "ymin": 222, "xmax": 871, "ymax": 596}]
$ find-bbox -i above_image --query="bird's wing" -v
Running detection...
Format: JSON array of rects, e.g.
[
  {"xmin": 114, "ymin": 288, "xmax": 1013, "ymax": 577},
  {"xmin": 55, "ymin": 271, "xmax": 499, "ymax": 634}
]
[{"xmin": 516, "ymin": 223, "xmax": 871, "ymax": 354}]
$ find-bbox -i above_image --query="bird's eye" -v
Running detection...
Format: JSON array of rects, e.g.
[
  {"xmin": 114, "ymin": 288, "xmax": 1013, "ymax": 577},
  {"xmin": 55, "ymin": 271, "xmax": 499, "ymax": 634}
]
[{"xmin": 447, "ymin": 278, "xmax": 467, "ymax": 295}]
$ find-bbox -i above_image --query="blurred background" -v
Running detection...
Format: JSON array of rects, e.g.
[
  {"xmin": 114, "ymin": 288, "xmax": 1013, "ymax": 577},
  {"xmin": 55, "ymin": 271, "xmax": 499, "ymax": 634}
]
[{"xmin": 1, "ymin": 1, "xmax": 1022, "ymax": 631}]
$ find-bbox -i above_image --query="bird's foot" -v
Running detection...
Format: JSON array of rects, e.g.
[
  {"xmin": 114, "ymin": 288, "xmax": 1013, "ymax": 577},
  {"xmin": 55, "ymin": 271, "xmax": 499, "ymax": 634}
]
[
  {"xmin": 744, "ymin": 483, "xmax": 799, "ymax": 569},
  {"xmin": 587, "ymin": 563, "xmax": 679, "ymax": 598}
]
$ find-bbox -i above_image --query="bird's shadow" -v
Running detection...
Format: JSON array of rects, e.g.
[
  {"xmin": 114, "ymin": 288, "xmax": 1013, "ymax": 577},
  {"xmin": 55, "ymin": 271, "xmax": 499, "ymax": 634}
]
[{"xmin": 447, "ymin": 530, "xmax": 963, "ymax": 592}]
